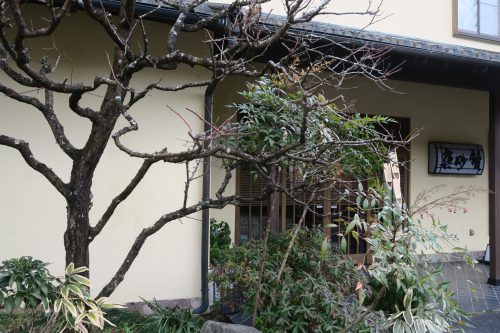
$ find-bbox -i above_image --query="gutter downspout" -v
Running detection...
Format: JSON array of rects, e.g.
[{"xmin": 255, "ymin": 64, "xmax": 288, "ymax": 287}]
[
  {"xmin": 193, "ymin": 80, "xmax": 219, "ymax": 315},
  {"xmin": 192, "ymin": 13, "xmax": 228, "ymax": 314}
]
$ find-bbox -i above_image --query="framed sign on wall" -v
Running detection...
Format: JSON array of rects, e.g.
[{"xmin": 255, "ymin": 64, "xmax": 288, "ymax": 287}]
[{"xmin": 428, "ymin": 142, "xmax": 484, "ymax": 175}]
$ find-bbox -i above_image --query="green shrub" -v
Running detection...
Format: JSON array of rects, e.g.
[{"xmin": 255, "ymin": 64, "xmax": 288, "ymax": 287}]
[
  {"xmin": 222, "ymin": 76, "xmax": 391, "ymax": 178},
  {"xmin": 139, "ymin": 299, "xmax": 203, "ymax": 333},
  {"xmin": 209, "ymin": 218, "xmax": 231, "ymax": 266},
  {"xmin": 349, "ymin": 185, "xmax": 470, "ymax": 333},
  {"xmin": 0, "ymin": 256, "xmax": 56, "ymax": 313},
  {"xmin": 53, "ymin": 263, "xmax": 120, "ymax": 332},
  {"xmin": 103, "ymin": 309, "xmax": 145, "ymax": 332},
  {"xmin": 212, "ymin": 184, "xmax": 472, "ymax": 333},
  {"xmin": 1, "ymin": 310, "xmax": 146, "ymax": 333},
  {"xmin": 210, "ymin": 227, "xmax": 377, "ymax": 333},
  {"xmin": 0, "ymin": 258, "xmax": 120, "ymax": 333},
  {"xmin": 368, "ymin": 277, "xmax": 427, "ymax": 315}
]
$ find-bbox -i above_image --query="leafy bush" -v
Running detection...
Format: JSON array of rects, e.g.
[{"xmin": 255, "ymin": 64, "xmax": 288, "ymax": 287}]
[
  {"xmin": 347, "ymin": 184, "xmax": 470, "ymax": 333},
  {"xmin": 102, "ymin": 309, "xmax": 145, "ymax": 332},
  {"xmin": 0, "ymin": 258, "xmax": 119, "ymax": 333},
  {"xmin": 52, "ymin": 263, "xmax": 120, "ymax": 332},
  {"xmin": 139, "ymin": 299, "xmax": 203, "ymax": 333},
  {"xmin": 222, "ymin": 76, "xmax": 391, "ymax": 177},
  {"xmin": 0, "ymin": 256, "xmax": 56, "ymax": 313},
  {"xmin": 210, "ymin": 227, "xmax": 377, "ymax": 333},
  {"xmin": 209, "ymin": 218, "xmax": 231, "ymax": 266},
  {"xmin": 368, "ymin": 277, "xmax": 425, "ymax": 315},
  {"xmin": 0, "ymin": 310, "xmax": 145, "ymax": 333},
  {"xmin": 211, "ymin": 183, "xmax": 472, "ymax": 333}
]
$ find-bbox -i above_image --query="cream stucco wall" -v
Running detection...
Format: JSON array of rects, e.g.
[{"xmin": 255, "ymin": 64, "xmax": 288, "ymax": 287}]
[
  {"xmin": 213, "ymin": 76, "xmax": 490, "ymax": 253},
  {"xmin": 0, "ymin": 9, "xmax": 211, "ymax": 303},
  {"xmin": 218, "ymin": 0, "xmax": 500, "ymax": 53},
  {"xmin": 341, "ymin": 79, "xmax": 490, "ymax": 252},
  {"xmin": 211, "ymin": 0, "xmax": 493, "ymax": 252}
]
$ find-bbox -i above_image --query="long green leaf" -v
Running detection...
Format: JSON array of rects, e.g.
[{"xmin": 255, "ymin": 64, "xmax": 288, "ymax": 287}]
[
  {"xmin": 71, "ymin": 274, "xmax": 92, "ymax": 287},
  {"xmin": 61, "ymin": 297, "xmax": 78, "ymax": 318},
  {"xmin": 65, "ymin": 263, "xmax": 75, "ymax": 276},
  {"xmin": 87, "ymin": 311, "xmax": 104, "ymax": 329},
  {"xmin": 341, "ymin": 237, "xmax": 347, "ymax": 253}
]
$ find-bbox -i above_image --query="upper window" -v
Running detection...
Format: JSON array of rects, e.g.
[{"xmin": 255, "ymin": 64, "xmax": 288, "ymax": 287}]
[{"xmin": 455, "ymin": 0, "xmax": 500, "ymax": 41}]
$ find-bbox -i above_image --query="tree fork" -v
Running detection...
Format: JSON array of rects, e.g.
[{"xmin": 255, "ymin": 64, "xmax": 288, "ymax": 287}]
[
  {"xmin": 61, "ymin": 0, "xmax": 135, "ymax": 277},
  {"xmin": 63, "ymin": 91, "xmax": 127, "ymax": 273}
]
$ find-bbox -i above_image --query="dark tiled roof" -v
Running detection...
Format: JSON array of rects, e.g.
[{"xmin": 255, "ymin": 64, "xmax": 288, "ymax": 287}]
[
  {"xmin": 264, "ymin": 15, "xmax": 500, "ymax": 65},
  {"xmin": 131, "ymin": 0, "xmax": 500, "ymax": 65}
]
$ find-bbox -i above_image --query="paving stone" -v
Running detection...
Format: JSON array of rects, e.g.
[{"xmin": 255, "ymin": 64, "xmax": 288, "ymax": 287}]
[
  {"xmin": 201, "ymin": 321, "xmax": 261, "ymax": 333},
  {"xmin": 440, "ymin": 262, "xmax": 500, "ymax": 313},
  {"xmin": 465, "ymin": 312, "xmax": 500, "ymax": 333}
]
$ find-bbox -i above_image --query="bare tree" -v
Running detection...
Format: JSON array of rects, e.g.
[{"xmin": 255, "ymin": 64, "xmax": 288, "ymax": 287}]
[{"xmin": 0, "ymin": 0, "xmax": 404, "ymax": 297}]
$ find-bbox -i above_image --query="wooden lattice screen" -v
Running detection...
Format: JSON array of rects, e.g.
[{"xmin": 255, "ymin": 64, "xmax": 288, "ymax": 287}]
[{"xmin": 235, "ymin": 117, "xmax": 410, "ymax": 260}]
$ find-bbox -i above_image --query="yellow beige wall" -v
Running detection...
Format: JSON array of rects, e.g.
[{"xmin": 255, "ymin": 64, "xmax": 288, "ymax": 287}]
[
  {"xmin": 212, "ymin": 0, "xmax": 493, "ymax": 251},
  {"xmin": 341, "ymin": 79, "xmax": 490, "ymax": 253},
  {"xmin": 0, "ymin": 9, "xmax": 210, "ymax": 303},
  {"xmin": 213, "ymin": 76, "xmax": 490, "ymax": 253},
  {"xmin": 218, "ymin": 0, "xmax": 500, "ymax": 53}
]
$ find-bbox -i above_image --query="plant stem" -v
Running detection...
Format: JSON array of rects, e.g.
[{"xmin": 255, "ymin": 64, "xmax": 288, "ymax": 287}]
[
  {"xmin": 251, "ymin": 194, "xmax": 277, "ymax": 327},
  {"xmin": 276, "ymin": 192, "xmax": 315, "ymax": 283},
  {"xmin": 338, "ymin": 285, "xmax": 386, "ymax": 333}
]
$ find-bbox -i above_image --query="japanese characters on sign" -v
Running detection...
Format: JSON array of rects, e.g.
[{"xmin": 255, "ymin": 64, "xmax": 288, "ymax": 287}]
[{"xmin": 428, "ymin": 142, "xmax": 484, "ymax": 175}]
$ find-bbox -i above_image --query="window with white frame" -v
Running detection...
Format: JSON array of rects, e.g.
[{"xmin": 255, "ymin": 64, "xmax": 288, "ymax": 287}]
[{"xmin": 455, "ymin": 0, "xmax": 500, "ymax": 41}]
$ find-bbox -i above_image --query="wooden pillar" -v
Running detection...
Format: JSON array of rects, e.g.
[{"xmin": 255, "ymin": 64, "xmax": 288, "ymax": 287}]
[{"xmin": 489, "ymin": 91, "xmax": 500, "ymax": 285}]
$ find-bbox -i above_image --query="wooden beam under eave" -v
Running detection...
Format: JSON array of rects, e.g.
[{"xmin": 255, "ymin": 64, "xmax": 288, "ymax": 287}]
[{"xmin": 488, "ymin": 91, "xmax": 500, "ymax": 285}]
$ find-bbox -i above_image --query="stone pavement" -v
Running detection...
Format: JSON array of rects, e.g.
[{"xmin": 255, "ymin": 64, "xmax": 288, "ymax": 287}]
[
  {"xmin": 440, "ymin": 262, "xmax": 500, "ymax": 332},
  {"xmin": 465, "ymin": 312, "xmax": 500, "ymax": 333},
  {"xmin": 441, "ymin": 262, "xmax": 500, "ymax": 312}
]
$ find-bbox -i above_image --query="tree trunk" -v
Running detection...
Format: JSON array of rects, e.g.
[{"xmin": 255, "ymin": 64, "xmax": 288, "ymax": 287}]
[
  {"xmin": 64, "ymin": 185, "xmax": 91, "ymax": 272},
  {"xmin": 63, "ymin": 92, "xmax": 122, "ymax": 275},
  {"xmin": 61, "ymin": 0, "xmax": 136, "ymax": 289},
  {"xmin": 63, "ymin": 176, "xmax": 92, "ymax": 333}
]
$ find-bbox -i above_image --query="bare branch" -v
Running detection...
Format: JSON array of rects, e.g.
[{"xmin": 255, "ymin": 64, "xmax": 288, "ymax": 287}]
[
  {"xmin": 0, "ymin": 134, "xmax": 68, "ymax": 196},
  {"xmin": 89, "ymin": 158, "xmax": 158, "ymax": 241},
  {"xmin": 97, "ymin": 194, "xmax": 237, "ymax": 297},
  {"xmin": 80, "ymin": 0, "xmax": 129, "ymax": 54},
  {"xmin": 43, "ymin": 88, "xmax": 79, "ymax": 158},
  {"xmin": 68, "ymin": 92, "xmax": 100, "ymax": 122},
  {"xmin": 127, "ymin": 79, "xmax": 214, "ymax": 108},
  {"xmin": 167, "ymin": 9, "xmax": 187, "ymax": 54},
  {"xmin": 0, "ymin": 79, "xmax": 79, "ymax": 158}
]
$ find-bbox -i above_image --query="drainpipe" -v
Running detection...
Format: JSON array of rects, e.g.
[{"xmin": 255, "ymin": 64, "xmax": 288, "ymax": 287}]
[
  {"xmin": 193, "ymin": 80, "xmax": 219, "ymax": 315},
  {"xmin": 192, "ymin": 13, "xmax": 228, "ymax": 315}
]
